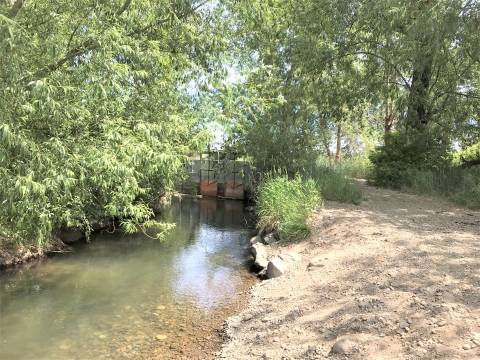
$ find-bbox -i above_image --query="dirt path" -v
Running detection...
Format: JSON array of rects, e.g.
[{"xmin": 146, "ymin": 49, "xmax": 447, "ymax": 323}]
[{"xmin": 216, "ymin": 181, "xmax": 480, "ymax": 359}]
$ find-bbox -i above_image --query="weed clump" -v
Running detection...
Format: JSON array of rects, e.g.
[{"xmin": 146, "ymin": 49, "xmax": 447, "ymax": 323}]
[{"xmin": 255, "ymin": 174, "xmax": 321, "ymax": 241}]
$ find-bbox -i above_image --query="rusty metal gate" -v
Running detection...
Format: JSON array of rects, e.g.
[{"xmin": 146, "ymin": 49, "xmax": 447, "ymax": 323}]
[{"xmin": 180, "ymin": 150, "xmax": 251, "ymax": 200}]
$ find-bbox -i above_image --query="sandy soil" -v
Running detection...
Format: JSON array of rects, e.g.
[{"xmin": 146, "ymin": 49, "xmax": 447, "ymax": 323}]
[{"xmin": 216, "ymin": 180, "xmax": 480, "ymax": 359}]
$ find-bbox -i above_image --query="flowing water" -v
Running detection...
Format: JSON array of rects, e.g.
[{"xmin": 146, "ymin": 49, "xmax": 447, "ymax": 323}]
[{"xmin": 0, "ymin": 197, "xmax": 257, "ymax": 359}]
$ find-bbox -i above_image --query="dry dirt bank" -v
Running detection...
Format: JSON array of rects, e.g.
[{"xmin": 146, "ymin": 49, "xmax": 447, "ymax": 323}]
[{"xmin": 216, "ymin": 180, "xmax": 480, "ymax": 359}]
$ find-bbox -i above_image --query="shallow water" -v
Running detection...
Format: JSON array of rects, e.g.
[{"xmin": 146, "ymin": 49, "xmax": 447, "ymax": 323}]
[{"xmin": 0, "ymin": 197, "xmax": 257, "ymax": 359}]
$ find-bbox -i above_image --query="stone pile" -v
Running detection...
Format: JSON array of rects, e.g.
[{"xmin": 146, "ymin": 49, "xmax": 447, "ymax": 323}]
[{"xmin": 249, "ymin": 232, "xmax": 301, "ymax": 279}]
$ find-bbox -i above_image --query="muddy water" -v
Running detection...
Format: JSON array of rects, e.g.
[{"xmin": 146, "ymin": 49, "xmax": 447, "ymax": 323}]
[{"xmin": 0, "ymin": 197, "xmax": 257, "ymax": 359}]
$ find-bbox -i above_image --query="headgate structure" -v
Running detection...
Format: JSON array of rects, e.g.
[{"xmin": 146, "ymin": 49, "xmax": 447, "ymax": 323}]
[{"xmin": 179, "ymin": 150, "xmax": 252, "ymax": 200}]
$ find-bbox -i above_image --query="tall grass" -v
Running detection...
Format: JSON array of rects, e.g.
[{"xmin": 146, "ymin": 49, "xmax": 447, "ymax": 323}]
[
  {"xmin": 404, "ymin": 166, "xmax": 480, "ymax": 209},
  {"xmin": 302, "ymin": 159, "xmax": 364, "ymax": 205},
  {"xmin": 255, "ymin": 174, "xmax": 321, "ymax": 241}
]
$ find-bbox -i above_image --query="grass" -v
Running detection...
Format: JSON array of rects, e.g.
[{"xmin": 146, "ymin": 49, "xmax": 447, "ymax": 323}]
[
  {"xmin": 403, "ymin": 166, "xmax": 480, "ymax": 209},
  {"xmin": 302, "ymin": 159, "xmax": 365, "ymax": 205},
  {"xmin": 254, "ymin": 159, "xmax": 365, "ymax": 241},
  {"xmin": 255, "ymin": 174, "xmax": 321, "ymax": 241}
]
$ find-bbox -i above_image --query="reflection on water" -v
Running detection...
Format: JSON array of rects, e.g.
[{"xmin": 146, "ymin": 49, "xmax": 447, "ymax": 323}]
[{"xmin": 0, "ymin": 197, "xmax": 256, "ymax": 359}]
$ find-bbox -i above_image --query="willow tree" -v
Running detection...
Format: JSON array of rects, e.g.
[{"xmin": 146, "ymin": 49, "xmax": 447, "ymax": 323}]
[
  {"xmin": 221, "ymin": 0, "xmax": 480, "ymax": 173},
  {"xmin": 0, "ymin": 0, "xmax": 225, "ymax": 245}
]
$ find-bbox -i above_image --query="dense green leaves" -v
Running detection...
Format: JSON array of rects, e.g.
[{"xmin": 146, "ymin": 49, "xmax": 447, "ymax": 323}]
[{"xmin": 0, "ymin": 0, "xmax": 221, "ymax": 245}]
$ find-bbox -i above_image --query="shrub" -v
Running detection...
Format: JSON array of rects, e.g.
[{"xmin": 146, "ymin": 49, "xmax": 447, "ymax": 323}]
[
  {"xmin": 255, "ymin": 174, "xmax": 321, "ymax": 241},
  {"xmin": 368, "ymin": 130, "xmax": 451, "ymax": 189}
]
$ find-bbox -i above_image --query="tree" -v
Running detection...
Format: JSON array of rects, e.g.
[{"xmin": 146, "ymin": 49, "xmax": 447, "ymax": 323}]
[{"xmin": 0, "ymin": 0, "xmax": 224, "ymax": 244}]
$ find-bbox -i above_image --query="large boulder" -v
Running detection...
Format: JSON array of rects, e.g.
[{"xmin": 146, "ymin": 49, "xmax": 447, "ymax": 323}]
[
  {"xmin": 250, "ymin": 243, "xmax": 267, "ymax": 260},
  {"xmin": 251, "ymin": 243, "xmax": 269, "ymax": 271},
  {"xmin": 267, "ymin": 257, "xmax": 285, "ymax": 278}
]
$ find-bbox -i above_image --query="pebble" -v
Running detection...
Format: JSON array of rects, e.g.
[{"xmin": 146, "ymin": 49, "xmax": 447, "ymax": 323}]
[
  {"xmin": 331, "ymin": 338, "xmax": 357, "ymax": 355},
  {"xmin": 157, "ymin": 306, "xmax": 166, "ymax": 310},
  {"xmin": 463, "ymin": 344, "xmax": 471, "ymax": 350},
  {"xmin": 273, "ymin": 337, "xmax": 280, "ymax": 342},
  {"xmin": 243, "ymin": 314, "xmax": 253, "ymax": 321},
  {"xmin": 399, "ymin": 321, "xmax": 409, "ymax": 329},
  {"xmin": 473, "ymin": 339, "xmax": 480, "ymax": 346},
  {"xmin": 308, "ymin": 345, "xmax": 317, "ymax": 352},
  {"xmin": 438, "ymin": 320, "xmax": 447, "ymax": 327},
  {"xmin": 156, "ymin": 335, "xmax": 167, "ymax": 340}
]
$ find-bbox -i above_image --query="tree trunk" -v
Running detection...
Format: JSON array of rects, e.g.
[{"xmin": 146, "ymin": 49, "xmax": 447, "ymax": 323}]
[
  {"xmin": 407, "ymin": 55, "xmax": 433, "ymax": 129},
  {"xmin": 335, "ymin": 122, "xmax": 342, "ymax": 163}
]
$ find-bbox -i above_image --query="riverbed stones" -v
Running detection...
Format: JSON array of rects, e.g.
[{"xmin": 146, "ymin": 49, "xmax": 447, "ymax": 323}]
[
  {"xmin": 267, "ymin": 257, "xmax": 285, "ymax": 279},
  {"xmin": 331, "ymin": 338, "xmax": 357, "ymax": 355}
]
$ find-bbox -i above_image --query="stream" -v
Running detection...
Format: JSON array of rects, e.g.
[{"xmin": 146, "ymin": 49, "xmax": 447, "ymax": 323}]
[{"xmin": 0, "ymin": 197, "xmax": 257, "ymax": 359}]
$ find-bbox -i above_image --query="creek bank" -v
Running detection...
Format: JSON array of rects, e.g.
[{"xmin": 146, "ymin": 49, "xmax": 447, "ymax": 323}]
[
  {"xmin": 0, "ymin": 195, "xmax": 174, "ymax": 270},
  {"xmin": 215, "ymin": 181, "xmax": 480, "ymax": 359}
]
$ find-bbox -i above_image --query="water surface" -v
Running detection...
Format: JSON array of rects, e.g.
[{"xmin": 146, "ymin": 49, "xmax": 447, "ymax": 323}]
[{"xmin": 0, "ymin": 197, "xmax": 256, "ymax": 359}]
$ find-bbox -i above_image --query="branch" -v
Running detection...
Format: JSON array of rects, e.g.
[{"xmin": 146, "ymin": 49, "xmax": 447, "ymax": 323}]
[
  {"xmin": 18, "ymin": 39, "xmax": 97, "ymax": 83},
  {"xmin": 116, "ymin": 0, "xmax": 133, "ymax": 16},
  {"xmin": 8, "ymin": 0, "xmax": 23, "ymax": 19},
  {"xmin": 350, "ymin": 51, "xmax": 411, "ymax": 90}
]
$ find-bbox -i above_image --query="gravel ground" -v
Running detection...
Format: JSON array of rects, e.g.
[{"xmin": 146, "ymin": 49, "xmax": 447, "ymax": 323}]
[{"xmin": 215, "ymin": 181, "xmax": 480, "ymax": 360}]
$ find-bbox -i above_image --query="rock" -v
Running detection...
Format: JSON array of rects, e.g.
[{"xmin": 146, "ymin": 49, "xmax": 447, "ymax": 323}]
[
  {"xmin": 273, "ymin": 336, "xmax": 280, "ymax": 342},
  {"xmin": 399, "ymin": 321, "xmax": 409, "ymax": 329},
  {"xmin": 308, "ymin": 345, "xmax": 317, "ymax": 352},
  {"xmin": 243, "ymin": 313, "xmax": 253, "ymax": 321},
  {"xmin": 157, "ymin": 305, "xmax": 166, "ymax": 310},
  {"xmin": 263, "ymin": 232, "xmax": 279, "ymax": 245},
  {"xmin": 59, "ymin": 344, "xmax": 70, "ymax": 350},
  {"xmin": 331, "ymin": 338, "xmax": 357, "ymax": 355},
  {"xmin": 156, "ymin": 335, "xmax": 167, "ymax": 340},
  {"xmin": 250, "ymin": 235, "xmax": 262, "ymax": 245},
  {"xmin": 254, "ymin": 256, "xmax": 268, "ymax": 271},
  {"xmin": 438, "ymin": 320, "xmax": 447, "ymax": 327},
  {"xmin": 278, "ymin": 252, "xmax": 301, "ymax": 263},
  {"xmin": 250, "ymin": 243, "xmax": 267, "ymax": 260},
  {"xmin": 308, "ymin": 255, "xmax": 324, "ymax": 268},
  {"xmin": 251, "ymin": 243, "xmax": 269, "ymax": 271},
  {"xmin": 463, "ymin": 344, "xmax": 471, "ymax": 350},
  {"xmin": 267, "ymin": 257, "xmax": 285, "ymax": 279},
  {"xmin": 473, "ymin": 339, "xmax": 480, "ymax": 346}
]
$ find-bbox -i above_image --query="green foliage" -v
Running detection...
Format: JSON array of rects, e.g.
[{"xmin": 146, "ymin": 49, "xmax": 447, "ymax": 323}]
[
  {"xmin": 255, "ymin": 174, "xmax": 321, "ymax": 241},
  {"xmin": 0, "ymin": 1, "xmax": 223, "ymax": 246},
  {"xmin": 453, "ymin": 142, "xmax": 480, "ymax": 166},
  {"xmin": 368, "ymin": 130, "xmax": 451, "ymax": 189}
]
